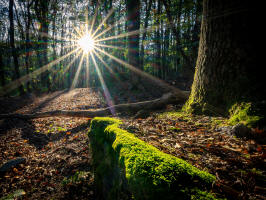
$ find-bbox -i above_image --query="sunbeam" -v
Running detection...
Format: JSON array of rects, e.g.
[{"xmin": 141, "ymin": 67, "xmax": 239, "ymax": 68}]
[
  {"xmin": 94, "ymin": 46, "xmax": 180, "ymax": 93},
  {"xmin": 94, "ymin": 43, "xmax": 128, "ymax": 51},
  {"xmin": 92, "ymin": 49, "xmax": 121, "ymax": 82},
  {"xmin": 85, "ymin": 53, "xmax": 90, "ymax": 88},
  {"xmin": 71, "ymin": 52, "xmax": 86, "ymax": 90},
  {"xmin": 92, "ymin": 17, "xmax": 125, "ymax": 40},
  {"xmin": 0, "ymin": 47, "xmax": 80, "ymax": 96},
  {"xmin": 95, "ymin": 25, "xmax": 157, "ymax": 42},
  {"xmin": 53, "ymin": 49, "xmax": 83, "ymax": 84},
  {"xmin": 91, "ymin": 8, "xmax": 115, "ymax": 37},
  {"xmin": 89, "ymin": 2, "xmax": 99, "ymax": 35},
  {"xmin": 90, "ymin": 51, "xmax": 115, "ymax": 115}
]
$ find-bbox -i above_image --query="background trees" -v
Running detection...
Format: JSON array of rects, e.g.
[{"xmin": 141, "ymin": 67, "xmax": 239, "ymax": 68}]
[{"xmin": 0, "ymin": 0, "xmax": 202, "ymax": 96}]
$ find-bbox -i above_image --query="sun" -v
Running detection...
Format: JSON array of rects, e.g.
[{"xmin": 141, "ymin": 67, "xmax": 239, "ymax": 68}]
[{"xmin": 77, "ymin": 34, "xmax": 95, "ymax": 53}]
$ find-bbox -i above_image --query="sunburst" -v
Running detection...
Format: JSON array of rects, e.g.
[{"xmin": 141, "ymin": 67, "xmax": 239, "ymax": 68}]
[
  {"xmin": 77, "ymin": 33, "xmax": 95, "ymax": 53},
  {"xmin": 1, "ymin": 3, "xmax": 176, "ymax": 113}
]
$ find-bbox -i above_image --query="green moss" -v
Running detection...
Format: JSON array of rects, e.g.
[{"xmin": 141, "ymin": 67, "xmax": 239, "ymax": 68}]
[
  {"xmin": 157, "ymin": 110, "xmax": 194, "ymax": 122},
  {"xmin": 89, "ymin": 117, "xmax": 218, "ymax": 200},
  {"xmin": 228, "ymin": 102, "xmax": 262, "ymax": 128}
]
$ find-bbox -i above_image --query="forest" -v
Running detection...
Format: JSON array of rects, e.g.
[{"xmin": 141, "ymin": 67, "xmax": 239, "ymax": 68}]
[{"xmin": 0, "ymin": 0, "xmax": 265, "ymax": 199}]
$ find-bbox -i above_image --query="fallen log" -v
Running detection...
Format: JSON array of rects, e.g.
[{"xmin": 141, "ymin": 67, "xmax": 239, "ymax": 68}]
[{"xmin": 0, "ymin": 91, "xmax": 189, "ymax": 119}]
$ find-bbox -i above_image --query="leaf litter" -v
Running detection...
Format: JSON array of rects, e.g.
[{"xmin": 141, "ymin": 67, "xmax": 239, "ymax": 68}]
[{"xmin": 0, "ymin": 88, "xmax": 265, "ymax": 200}]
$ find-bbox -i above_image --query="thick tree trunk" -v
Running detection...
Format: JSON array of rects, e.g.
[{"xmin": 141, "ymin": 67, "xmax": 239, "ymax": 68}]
[
  {"xmin": 186, "ymin": 0, "xmax": 265, "ymax": 115},
  {"xmin": 0, "ymin": 92, "xmax": 189, "ymax": 119}
]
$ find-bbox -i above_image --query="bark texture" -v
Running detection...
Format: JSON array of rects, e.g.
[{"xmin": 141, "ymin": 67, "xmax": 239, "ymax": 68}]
[{"xmin": 186, "ymin": 0, "xmax": 265, "ymax": 115}]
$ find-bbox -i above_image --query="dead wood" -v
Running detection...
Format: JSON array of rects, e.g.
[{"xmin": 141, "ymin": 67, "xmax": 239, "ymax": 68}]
[{"xmin": 0, "ymin": 91, "xmax": 189, "ymax": 119}]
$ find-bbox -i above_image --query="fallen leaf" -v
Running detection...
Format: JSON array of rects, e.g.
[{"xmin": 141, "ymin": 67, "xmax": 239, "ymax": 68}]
[{"xmin": 174, "ymin": 143, "xmax": 181, "ymax": 148}]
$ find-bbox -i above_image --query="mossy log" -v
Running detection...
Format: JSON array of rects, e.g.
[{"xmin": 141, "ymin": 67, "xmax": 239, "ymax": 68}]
[
  {"xmin": 0, "ymin": 92, "xmax": 189, "ymax": 119},
  {"xmin": 89, "ymin": 117, "xmax": 217, "ymax": 200}
]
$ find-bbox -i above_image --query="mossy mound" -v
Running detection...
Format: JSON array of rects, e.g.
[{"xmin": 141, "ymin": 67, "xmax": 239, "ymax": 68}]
[
  {"xmin": 88, "ymin": 117, "xmax": 217, "ymax": 200},
  {"xmin": 228, "ymin": 102, "xmax": 264, "ymax": 128}
]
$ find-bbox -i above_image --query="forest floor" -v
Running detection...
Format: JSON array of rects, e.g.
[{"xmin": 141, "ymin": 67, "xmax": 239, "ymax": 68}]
[{"xmin": 0, "ymin": 88, "xmax": 265, "ymax": 200}]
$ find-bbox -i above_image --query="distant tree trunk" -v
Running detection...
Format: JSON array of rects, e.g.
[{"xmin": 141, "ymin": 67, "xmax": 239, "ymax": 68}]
[
  {"xmin": 162, "ymin": 27, "xmax": 169, "ymax": 78},
  {"xmin": 35, "ymin": 0, "xmax": 51, "ymax": 91},
  {"xmin": 140, "ymin": 0, "xmax": 153, "ymax": 70},
  {"xmin": 126, "ymin": 0, "xmax": 140, "ymax": 84},
  {"xmin": 9, "ymin": 0, "xmax": 24, "ymax": 95},
  {"xmin": 162, "ymin": 0, "xmax": 191, "ymax": 69},
  {"xmin": 186, "ymin": 0, "xmax": 265, "ymax": 116},
  {"xmin": 155, "ymin": 0, "xmax": 162, "ymax": 79},
  {"xmin": 25, "ymin": 0, "xmax": 33, "ymax": 92},
  {"xmin": 0, "ymin": 49, "xmax": 5, "ymax": 87}
]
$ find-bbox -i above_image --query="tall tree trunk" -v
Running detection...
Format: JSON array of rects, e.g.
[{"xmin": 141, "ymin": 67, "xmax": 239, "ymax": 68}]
[
  {"xmin": 155, "ymin": 0, "xmax": 162, "ymax": 79},
  {"xmin": 126, "ymin": 0, "xmax": 140, "ymax": 84},
  {"xmin": 25, "ymin": 0, "xmax": 33, "ymax": 92},
  {"xmin": 140, "ymin": 0, "xmax": 153, "ymax": 70},
  {"xmin": 9, "ymin": 0, "xmax": 24, "ymax": 95},
  {"xmin": 35, "ymin": 0, "xmax": 51, "ymax": 91},
  {"xmin": 186, "ymin": 0, "xmax": 265, "ymax": 117},
  {"xmin": 0, "ymin": 48, "xmax": 5, "ymax": 87}
]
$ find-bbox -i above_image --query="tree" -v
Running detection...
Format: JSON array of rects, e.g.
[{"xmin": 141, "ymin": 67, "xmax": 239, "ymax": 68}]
[
  {"xmin": 9, "ymin": 0, "xmax": 24, "ymax": 95},
  {"xmin": 34, "ymin": 0, "xmax": 51, "ymax": 91},
  {"xmin": 126, "ymin": 0, "xmax": 140, "ymax": 78},
  {"xmin": 185, "ymin": 0, "xmax": 265, "ymax": 124}
]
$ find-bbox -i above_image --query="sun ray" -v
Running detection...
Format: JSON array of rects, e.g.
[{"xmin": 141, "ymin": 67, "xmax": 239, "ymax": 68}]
[
  {"xmin": 71, "ymin": 52, "xmax": 86, "ymax": 90},
  {"xmin": 90, "ymin": 51, "xmax": 115, "ymax": 115},
  {"xmin": 94, "ymin": 46, "xmax": 179, "ymax": 92},
  {"xmin": 91, "ymin": 8, "xmax": 115, "ymax": 38},
  {"xmin": 94, "ymin": 43, "xmax": 128, "ymax": 51},
  {"xmin": 95, "ymin": 25, "xmax": 157, "ymax": 43},
  {"xmin": 53, "ymin": 49, "xmax": 83, "ymax": 83},
  {"xmin": 0, "ymin": 47, "xmax": 80, "ymax": 96},
  {"xmin": 85, "ymin": 53, "xmax": 90, "ymax": 87},
  {"xmin": 73, "ymin": 25, "xmax": 84, "ymax": 38},
  {"xmin": 92, "ymin": 49, "xmax": 121, "ymax": 82},
  {"xmin": 89, "ymin": 2, "xmax": 99, "ymax": 35},
  {"xmin": 92, "ymin": 17, "xmax": 125, "ymax": 40}
]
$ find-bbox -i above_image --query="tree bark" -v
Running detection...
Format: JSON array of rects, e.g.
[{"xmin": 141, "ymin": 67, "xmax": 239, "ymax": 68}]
[
  {"xmin": 186, "ymin": 0, "xmax": 265, "ymax": 115},
  {"xmin": 0, "ymin": 92, "xmax": 189, "ymax": 119}
]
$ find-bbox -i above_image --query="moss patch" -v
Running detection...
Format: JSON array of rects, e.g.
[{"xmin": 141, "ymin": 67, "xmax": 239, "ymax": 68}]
[
  {"xmin": 228, "ymin": 102, "xmax": 262, "ymax": 128},
  {"xmin": 157, "ymin": 110, "xmax": 192, "ymax": 121},
  {"xmin": 89, "ymin": 117, "xmax": 218, "ymax": 200}
]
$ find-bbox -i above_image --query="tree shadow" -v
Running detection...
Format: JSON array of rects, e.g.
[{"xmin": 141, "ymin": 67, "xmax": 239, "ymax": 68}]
[
  {"xmin": 31, "ymin": 89, "xmax": 68, "ymax": 113},
  {"xmin": 48, "ymin": 122, "xmax": 88, "ymax": 143},
  {"xmin": 0, "ymin": 93, "xmax": 34, "ymax": 114}
]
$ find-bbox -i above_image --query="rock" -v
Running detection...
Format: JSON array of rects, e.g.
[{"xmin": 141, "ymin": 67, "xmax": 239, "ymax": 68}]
[
  {"xmin": 0, "ymin": 157, "xmax": 26, "ymax": 173},
  {"xmin": 215, "ymin": 126, "xmax": 233, "ymax": 134},
  {"xmin": 231, "ymin": 123, "xmax": 251, "ymax": 138}
]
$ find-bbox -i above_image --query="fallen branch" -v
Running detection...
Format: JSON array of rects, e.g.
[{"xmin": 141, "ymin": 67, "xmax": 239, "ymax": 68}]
[{"xmin": 0, "ymin": 92, "xmax": 189, "ymax": 119}]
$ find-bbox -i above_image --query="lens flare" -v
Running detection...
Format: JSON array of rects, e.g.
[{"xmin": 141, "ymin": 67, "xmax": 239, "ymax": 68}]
[{"xmin": 77, "ymin": 34, "xmax": 95, "ymax": 53}]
